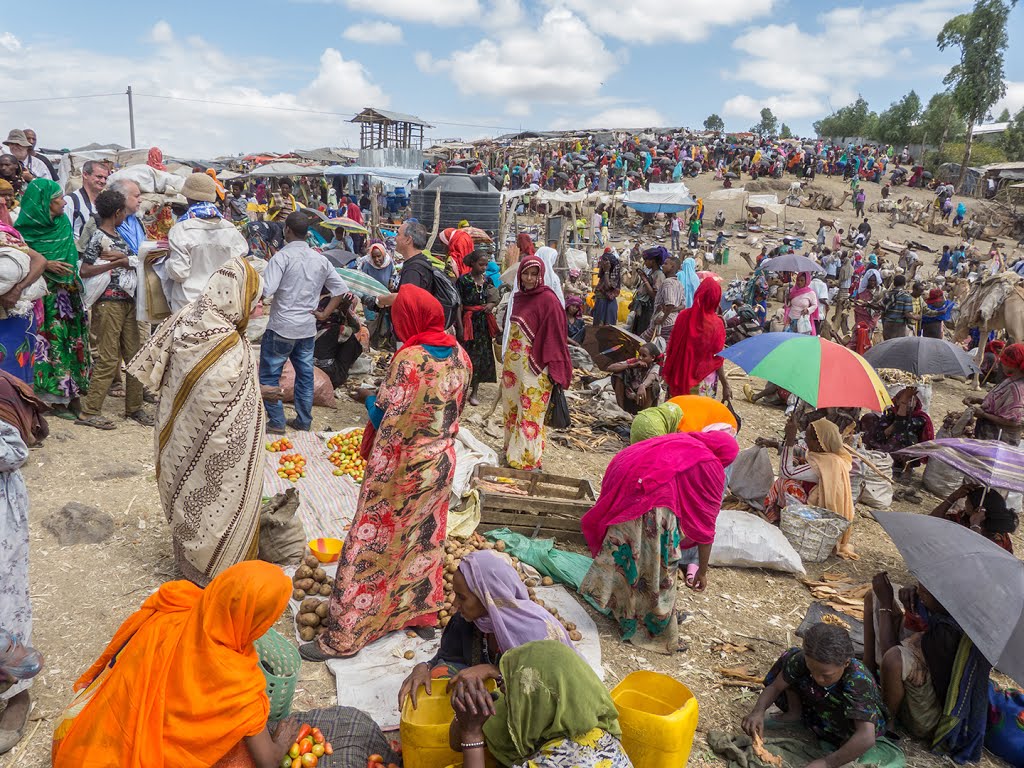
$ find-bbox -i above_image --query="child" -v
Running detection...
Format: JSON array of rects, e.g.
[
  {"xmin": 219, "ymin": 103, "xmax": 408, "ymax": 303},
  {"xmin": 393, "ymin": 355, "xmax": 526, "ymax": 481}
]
[
  {"xmin": 607, "ymin": 342, "xmax": 661, "ymax": 414},
  {"xmin": 565, "ymin": 295, "xmax": 586, "ymax": 345},
  {"xmin": 743, "ymin": 624, "xmax": 892, "ymax": 768},
  {"xmin": 77, "ymin": 189, "xmax": 151, "ymax": 430}
]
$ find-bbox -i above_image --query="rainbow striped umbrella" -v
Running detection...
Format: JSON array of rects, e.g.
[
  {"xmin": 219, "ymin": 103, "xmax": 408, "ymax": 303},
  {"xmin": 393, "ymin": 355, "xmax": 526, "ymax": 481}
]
[{"xmin": 720, "ymin": 332, "xmax": 892, "ymax": 411}]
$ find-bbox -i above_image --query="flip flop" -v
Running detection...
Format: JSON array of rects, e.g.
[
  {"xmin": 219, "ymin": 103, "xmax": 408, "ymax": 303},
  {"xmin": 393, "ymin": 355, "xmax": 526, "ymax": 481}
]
[
  {"xmin": 684, "ymin": 563, "xmax": 700, "ymax": 587},
  {"xmin": 49, "ymin": 408, "xmax": 78, "ymax": 421},
  {"xmin": 75, "ymin": 415, "xmax": 116, "ymax": 431}
]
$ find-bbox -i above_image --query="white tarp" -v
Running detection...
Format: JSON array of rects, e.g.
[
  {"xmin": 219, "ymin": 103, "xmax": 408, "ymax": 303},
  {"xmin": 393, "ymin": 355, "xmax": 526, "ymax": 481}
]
[
  {"xmin": 706, "ymin": 187, "xmax": 747, "ymax": 201},
  {"xmin": 536, "ymin": 189, "xmax": 589, "ymax": 203},
  {"xmin": 622, "ymin": 187, "xmax": 696, "ymax": 212},
  {"xmin": 747, "ymin": 193, "xmax": 786, "ymax": 216},
  {"xmin": 323, "ymin": 165, "xmax": 422, "ymax": 187},
  {"xmin": 649, "ymin": 181, "xmax": 691, "ymax": 196},
  {"xmin": 244, "ymin": 161, "xmax": 325, "ymax": 178}
]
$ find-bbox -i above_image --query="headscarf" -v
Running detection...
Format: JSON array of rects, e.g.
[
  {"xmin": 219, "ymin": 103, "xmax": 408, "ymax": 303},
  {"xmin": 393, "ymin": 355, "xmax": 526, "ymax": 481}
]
[
  {"xmin": 868, "ymin": 253, "xmax": 879, "ymax": 266},
  {"xmin": 678, "ymin": 257, "xmax": 701, "ymax": 308},
  {"xmin": 892, "ymin": 386, "xmax": 935, "ymax": 442},
  {"xmin": 392, "ymin": 284, "xmax": 457, "ymax": 350},
  {"xmin": 147, "ymin": 147, "xmax": 166, "ymax": 171},
  {"xmin": 177, "ymin": 201, "xmax": 223, "ymax": 222},
  {"xmin": 581, "ymin": 431, "xmax": 737, "ymax": 554},
  {"xmin": 205, "ymin": 169, "xmax": 226, "ymax": 201},
  {"xmin": 445, "ymin": 228, "xmax": 475, "ymax": 277},
  {"xmin": 15, "ymin": 178, "xmax": 78, "ymax": 285},
  {"xmin": 927, "ymin": 288, "xmax": 945, "ymax": 305},
  {"xmin": 534, "ymin": 246, "xmax": 564, "ymax": 305},
  {"xmin": 629, "ymin": 402, "xmax": 683, "ymax": 444},
  {"xmin": 51, "ymin": 562, "xmax": 291, "ymax": 768},
  {"xmin": 857, "ymin": 268, "xmax": 881, "ymax": 296},
  {"xmin": 804, "ymin": 418, "xmax": 857, "ymax": 559},
  {"xmin": 1001, "ymin": 343, "xmax": 1024, "ymax": 372},
  {"xmin": 0, "ymin": 370, "xmax": 48, "ymax": 446},
  {"xmin": 662, "ymin": 279, "xmax": 725, "ymax": 397},
  {"xmin": 458, "ymin": 551, "xmax": 574, "ymax": 653},
  {"xmin": 506, "ymin": 256, "xmax": 572, "ymax": 388},
  {"xmin": 0, "ymin": 179, "xmax": 13, "ymax": 227},
  {"xmin": 564, "ymin": 294, "xmax": 584, "ymax": 312},
  {"xmin": 789, "ymin": 272, "xmax": 820, "ymax": 324},
  {"xmin": 482, "ymin": 641, "xmax": 620, "ymax": 768},
  {"xmin": 516, "ymin": 232, "xmax": 535, "ymax": 257},
  {"xmin": 643, "ymin": 245, "xmax": 670, "ymax": 266}
]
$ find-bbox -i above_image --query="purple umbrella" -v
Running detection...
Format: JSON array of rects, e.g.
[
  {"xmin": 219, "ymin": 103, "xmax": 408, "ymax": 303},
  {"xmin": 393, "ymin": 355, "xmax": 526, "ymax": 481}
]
[{"xmin": 896, "ymin": 438, "xmax": 1024, "ymax": 494}]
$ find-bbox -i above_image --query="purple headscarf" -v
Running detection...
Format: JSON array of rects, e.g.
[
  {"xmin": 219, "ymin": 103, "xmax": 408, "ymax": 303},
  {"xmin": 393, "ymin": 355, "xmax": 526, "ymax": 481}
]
[{"xmin": 458, "ymin": 550, "xmax": 574, "ymax": 654}]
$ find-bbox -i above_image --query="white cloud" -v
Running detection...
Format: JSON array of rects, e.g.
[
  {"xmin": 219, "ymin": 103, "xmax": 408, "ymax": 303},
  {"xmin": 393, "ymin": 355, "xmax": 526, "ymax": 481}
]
[
  {"xmin": 341, "ymin": 21, "xmax": 404, "ymax": 44},
  {"xmin": 0, "ymin": 21, "xmax": 388, "ymax": 156},
  {"xmin": 419, "ymin": 7, "xmax": 618, "ymax": 112},
  {"xmin": 300, "ymin": 0, "xmax": 482, "ymax": 25},
  {"xmin": 721, "ymin": 93, "xmax": 827, "ymax": 122},
  {"xmin": 996, "ymin": 81, "xmax": 1024, "ymax": 117},
  {"xmin": 0, "ymin": 32, "xmax": 22, "ymax": 52},
  {"xmin": 552, "ymin": 0, "xmax": 775, "ymax": 43},
  {"xmin": 583, "ymin": 107, "xmax": 668, "ymax": 129}
]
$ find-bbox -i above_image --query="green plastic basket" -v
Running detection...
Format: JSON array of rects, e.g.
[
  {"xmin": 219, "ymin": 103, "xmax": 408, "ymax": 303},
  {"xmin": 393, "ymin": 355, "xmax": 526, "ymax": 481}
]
[{"xmin": 254, "ymin": 628, "xmax": 301, "ymax": 720}]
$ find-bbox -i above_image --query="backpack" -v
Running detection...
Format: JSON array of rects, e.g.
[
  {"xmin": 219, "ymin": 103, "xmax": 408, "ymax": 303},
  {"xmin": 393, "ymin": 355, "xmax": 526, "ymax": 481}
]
[{"xmin": 430, "ymin": 266, "xmax": 461, "ymax": 330}]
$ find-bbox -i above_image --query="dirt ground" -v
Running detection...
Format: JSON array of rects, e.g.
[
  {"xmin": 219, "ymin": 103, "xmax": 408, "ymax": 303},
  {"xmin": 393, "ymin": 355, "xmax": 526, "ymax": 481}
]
[{"xmin": 5, "ymin": 172, "xmax": 1017, "ymax": 767}]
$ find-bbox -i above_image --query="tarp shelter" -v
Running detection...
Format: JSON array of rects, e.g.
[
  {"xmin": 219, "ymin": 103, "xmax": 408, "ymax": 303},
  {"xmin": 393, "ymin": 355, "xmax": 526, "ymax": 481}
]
[
  {"xmin": 706, "ymin": 187, "xmax": 746, "ymax": 201},
  {"xmin": 622, "ymin": 185, "xmax": 695, "ymax": 214},
  {"xmin": 323, "ymin": 165, "xmax": 422, "ymax": 188},
  {"xmin": 746, "ymin": 194, "xmax": 786, "ymax": 217},
  {"xmin": 243, "ymin": 162, "xmax": 325, "ymax": 178}
]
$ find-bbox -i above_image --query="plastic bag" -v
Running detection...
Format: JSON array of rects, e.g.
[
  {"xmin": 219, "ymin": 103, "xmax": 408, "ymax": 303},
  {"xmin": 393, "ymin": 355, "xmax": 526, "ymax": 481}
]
[
  {"xmin": 257, "ymin": 489, "xmax": 305, "ymax": 565},
  {"xmin": 709, "ymin": 509, "xmax": 805, "ymax": 574},
  {"xmin": 545, "ymin": 383, "xmax": 571, "ymax": 429},
  {"xmin": 483, "ymin": 528, "xmax": 593, "ymax": 590},
  {"xmin": 0, "ymin": 629, "xmax": 43, "ymax": 682},
  {"xmin": 795, "ymin": 315, "xmax": 813, "ymax": 334},
  {"xmin": 279, "ymin": 361, "xmax": 336, "ymax": 408},
  {"xmin": 727, "ymin": 446, "xmax": 774, "ymax": 510},
  {"xmin": 858, "ymin": 450, "xmax": 893, "ymax": 508}
]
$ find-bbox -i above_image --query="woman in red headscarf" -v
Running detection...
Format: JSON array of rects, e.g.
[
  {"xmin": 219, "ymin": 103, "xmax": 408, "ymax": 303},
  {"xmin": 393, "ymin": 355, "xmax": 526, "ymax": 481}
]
[
  {"xmin": 307, "ymin": 285, "xmax": 471, "ymax": 660},
  {"xmin": 515, "ymin": 232, "xmax": 535, "ymax": 257},
  {"xmin": 662, "ymin": 278, "xmax": 731, "ymax": 400},
  {"xmin": 500, "ymin": 256, "xmax": 572, "ymax": 470},
  {"xmin": 444, "ymin": 228, "xmax": 475, "ymax": 277},
  {"xmin": 965, "ymin": 343, "xmax": 1024, "ymax": 445}
]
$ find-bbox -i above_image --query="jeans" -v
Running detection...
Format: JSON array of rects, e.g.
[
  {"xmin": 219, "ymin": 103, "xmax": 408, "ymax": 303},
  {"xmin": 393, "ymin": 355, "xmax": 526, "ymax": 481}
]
[
  {"xmin": 259, "ymin": 328, "xmax": 315, "ymax": 429},
  {"xmin": 671, "ymin": 231, "xmax": 680, "ymax": 250}
]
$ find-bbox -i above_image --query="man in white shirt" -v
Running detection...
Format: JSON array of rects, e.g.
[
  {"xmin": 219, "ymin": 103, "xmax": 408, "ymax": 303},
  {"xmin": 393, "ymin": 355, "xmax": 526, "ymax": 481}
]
[
  {"xmin": 260, "ymin": 211, "xmax": 349, "ymax": 434},
  {"xmin": 22, "ymin": 129, "xmax": 58, "ymax": 181},
  {"xmin": 164, "ymin": 173, "xmax": 248, "ymax": 312},
  {"xmin": 63, "ymin": 160, "xmax": 110, "ymax": 242}
]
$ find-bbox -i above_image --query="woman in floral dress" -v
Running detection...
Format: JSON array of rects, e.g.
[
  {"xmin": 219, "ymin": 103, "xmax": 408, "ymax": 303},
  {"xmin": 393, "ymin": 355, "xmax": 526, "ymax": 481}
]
[
  {"xmin": 305, "ymin": 285, "xmax": 470, "ymax": 660},
  {"xmin": 500, "ymin": 256, "xmax": 572, "ymax": 470},
  {"xmin": 15, "ymin": 179, "xmax": 91, "ymax": 418}
]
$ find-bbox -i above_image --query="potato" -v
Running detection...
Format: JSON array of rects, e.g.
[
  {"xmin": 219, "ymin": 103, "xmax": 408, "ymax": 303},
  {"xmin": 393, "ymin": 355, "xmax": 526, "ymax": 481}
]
[
  {"xmin": 404, "ymin": 650, "xmax": 415, "ymax": 660},
  {"xmin": 445, "ymin": 563, "xmax": 458, "ymax": 574},
  {"xmin": 304, "ymin": 554, "xmax": 320, "ymax": 569},
  {"xmin": 315, "ymin": 603, "xmax": 329, "ymax": 619},
  {"xmin": 292, "ymin": 589, "xmax": 306, "ymax": 601},
  {"xmin": 294, "ymin": 578, "xmax": 315, "ymax": 592},
  {"xmin": 300, "ymin": 598, "xmax": 321, "ymax": 613},
  {"xmin": 527, "ymin": 588, "xmax": 536, "ymax": 599},
  {"xmin": 319, "ymin": 584, "xmax": 332, "ymax": 597},
  {"xmin": 323, "ymin": 578, "xmax": 334, "ymax": 590},
  {"xmin": 495, "ymin": 540, "xmax": 506, "ymax": 552},
  {"xmin": 541, "ymin": 577, "xmax": 554, "ymax": 586},
  {"xmin": 440, "ymin": 616, "xmax": 450, "ymax": 628},
  {"xmin": 299, "ymin": 626, "xmax": 318, "ymax": 642},
  {"xmin": 298, "ymin": 613, "xmax": 321, "ymax": 627},
  {"xmin": 295, "ymin": 564, "xmax": 314, "ymax": 580},
  {"xmin": 524, "ymin": 578, "xmax": 538, "ymax": 588},
  {"xmin": 313, "ymin": 568, "xmax": 327, "ymax": 583},
  {"xmin": 565, "ymin": 622, "xmax": 577, "ymax": 632},
  {"xmin": 569, "ymin": 630, "xmax": 582, "ymax": 641}
]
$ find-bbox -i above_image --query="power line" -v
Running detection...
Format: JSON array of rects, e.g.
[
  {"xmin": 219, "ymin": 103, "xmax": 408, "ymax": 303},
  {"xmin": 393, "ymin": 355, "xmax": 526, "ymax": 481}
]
[{"xmin": 0, "ymin": 92, "xmax": 123, "ymax": 105}]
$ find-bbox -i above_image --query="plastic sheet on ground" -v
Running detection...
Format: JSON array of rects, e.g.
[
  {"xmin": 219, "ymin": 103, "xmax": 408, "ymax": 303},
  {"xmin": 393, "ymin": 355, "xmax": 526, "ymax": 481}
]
[
  {"xmin": 483, "ymin": 528, "xmax": 594, "ymax": 591},
  {"xmin": 323, "ymin": 585, "xmax": 603, "ymax": 730}
]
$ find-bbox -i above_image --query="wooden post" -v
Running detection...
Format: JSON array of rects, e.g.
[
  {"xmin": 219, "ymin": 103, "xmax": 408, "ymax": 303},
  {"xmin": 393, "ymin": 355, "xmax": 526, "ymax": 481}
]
[{"xmin": 425, "ymin": 189, "xmax": 443, "ymax": 253}]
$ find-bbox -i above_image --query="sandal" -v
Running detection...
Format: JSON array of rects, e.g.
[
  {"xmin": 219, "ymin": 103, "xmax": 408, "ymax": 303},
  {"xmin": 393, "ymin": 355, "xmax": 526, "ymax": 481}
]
[
  {"xmin": 126, "ymin": 410, "xmax": 155, "ymax": 427},
  {"xmin": 143, "ymin": 391, "xmax": 158, "ymax": 405},
  {"xmin": 108, "ymin": 384, "xmax": 125, "ymax": 398},
  {"xmin": 49, "ymin": 407, "xmax": 78, "ymax": 421},
  {"xmin": 684, "ymin": 563, "xmax": 700, "ymax": 587},
  {"xmin": 75, "ymin": 415, "xmax": 116, "ymax": 431}
]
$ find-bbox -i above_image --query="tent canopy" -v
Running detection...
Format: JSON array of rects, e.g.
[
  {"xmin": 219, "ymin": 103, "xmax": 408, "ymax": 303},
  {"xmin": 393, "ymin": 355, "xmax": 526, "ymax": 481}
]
[
  {"xmin": 622, "ymin": 185, "xmax": 695, "ymax": 213},
  {"xmin": 747, "ymin": 193, "xmax": 786, "ymax": 216},
  {"xmin": 243, "ymin": 162, "xmax": 325, "ymax": 178},
  {"xmin": 322, "ymin": 165, "xmax": 421, "ymax": 186}
]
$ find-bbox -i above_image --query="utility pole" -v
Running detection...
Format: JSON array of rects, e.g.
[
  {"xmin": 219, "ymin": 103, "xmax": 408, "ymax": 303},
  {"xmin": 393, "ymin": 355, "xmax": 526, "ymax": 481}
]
[{"xmin": 126, "ymin": 85, "xmax": 136, "ymax": 149}]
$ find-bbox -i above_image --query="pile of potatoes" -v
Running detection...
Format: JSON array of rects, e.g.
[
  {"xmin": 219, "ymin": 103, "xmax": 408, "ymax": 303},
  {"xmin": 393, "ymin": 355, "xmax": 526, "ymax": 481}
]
[
  {"xmin": 441, "ymin": 533, "xmax": 583, "ymax": 642},
  {"xmin": 296, "ymin": 597, "xmax": 329, "ymax": 642},
  {"xmin": 292, "ymin": 555, "xmax": 335, "ymax": 601}
]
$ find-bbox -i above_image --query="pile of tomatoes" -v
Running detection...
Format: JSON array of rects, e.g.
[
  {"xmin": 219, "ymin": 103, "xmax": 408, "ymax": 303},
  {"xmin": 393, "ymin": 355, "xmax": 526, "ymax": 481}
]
[
  {"xmin": 366, "ymin": 755, "xmax": 399, "ymax": 768},
  {"xmin": 326, "ymin": 430, "xmax": 367, "ymax": 483},
  {"xmin": 282, "ymin": 724, "xmax": 332, "ymax": 768},
  {"xmin": 277, "ymin": 453, "xmax": 307, "ymax": 483},
  {"xmin": 266, "ymin": 438, "xmax": 294, "ymax": 452}
]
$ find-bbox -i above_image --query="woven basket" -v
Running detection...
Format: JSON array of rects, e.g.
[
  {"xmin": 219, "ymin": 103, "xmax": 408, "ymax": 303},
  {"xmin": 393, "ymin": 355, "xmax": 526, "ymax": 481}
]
[
  {"xmin": 780, "ymin": 503, "xmax": 851, "ymax": 563},
  {"xmin": 254, "ymin": 628, "xmax": 301, "ymax": 720}
]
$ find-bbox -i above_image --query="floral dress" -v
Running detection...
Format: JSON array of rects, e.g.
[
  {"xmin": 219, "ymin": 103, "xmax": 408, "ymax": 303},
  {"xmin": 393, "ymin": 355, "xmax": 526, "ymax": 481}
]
[
  {"xmin": 501, "ymin": 322, "xmax": 552, "ymax": 470},
  {"xmin": 0, "ymin": 420, "xmax": 32, "ymax": 702},
  {"xmin": 580, "ymin": 507, "xmax": 684, "ymax": 655},
  {"xmin": 320, "ymin": 343, "xmax": 471, "ymax": 656},
  {"xmin": 34, "ymin": 279, "xmax": 91, "ymax": 404},
  {"xmin": 512, "ymin": 728, "xmax": 633, "ymax": 768}
]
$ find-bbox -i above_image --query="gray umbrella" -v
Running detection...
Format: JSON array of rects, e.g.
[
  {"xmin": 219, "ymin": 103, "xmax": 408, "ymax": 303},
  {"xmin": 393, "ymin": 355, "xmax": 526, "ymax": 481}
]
[
  {"xmin": 864, "ymin": 336, "xmax": 979, "ymax": 377},
  {"xmin": 872, "ymin": 511, "xmax": 1024, "ymax": 685}
]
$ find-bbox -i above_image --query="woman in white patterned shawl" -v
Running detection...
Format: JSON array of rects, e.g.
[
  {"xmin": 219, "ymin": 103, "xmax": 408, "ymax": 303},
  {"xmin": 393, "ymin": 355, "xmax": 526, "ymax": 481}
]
[{"xmin": 128, "ymin": 255, "xmax": 265, "ymax": 586}]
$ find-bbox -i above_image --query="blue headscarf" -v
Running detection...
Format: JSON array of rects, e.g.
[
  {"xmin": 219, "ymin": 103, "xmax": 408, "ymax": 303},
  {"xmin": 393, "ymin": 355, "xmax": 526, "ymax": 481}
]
[{"xmin": 678, "ymin": 257, "xmax": 701, "ymax": 309}]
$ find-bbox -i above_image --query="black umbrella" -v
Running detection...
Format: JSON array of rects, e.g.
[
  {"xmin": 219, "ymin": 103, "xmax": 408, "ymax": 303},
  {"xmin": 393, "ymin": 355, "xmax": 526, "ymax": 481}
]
[
  {"xmin": 622, "ymin": 152, "xmax": 636, "ymax": 161},
  {"xmin": 581, "ymin": 325, "xmax": 645, "ymax": 371},
  {"xmin": 864, "ymin": 337, "xmax": 979, "ymax": 377},
  {"xmin": 323, "ymin": 249, "xmax": 359, "ymax": 269},
  {"xmin": 724, "ymin": 171, "xmax": 738, "ymax": 179}
]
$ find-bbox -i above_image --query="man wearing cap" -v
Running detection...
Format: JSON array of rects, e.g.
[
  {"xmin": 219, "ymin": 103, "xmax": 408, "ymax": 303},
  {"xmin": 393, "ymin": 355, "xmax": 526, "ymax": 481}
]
[
  {"xmin": 164, "ymin": 173, "xmax": 248, "ymax": 312},
  {"xmin": 22, "ymin": 129, "xmax": 57, "ymax": 181},
  {"xmin": 63, "ymin": 160, "xmax": 110, "ymax": 241}
]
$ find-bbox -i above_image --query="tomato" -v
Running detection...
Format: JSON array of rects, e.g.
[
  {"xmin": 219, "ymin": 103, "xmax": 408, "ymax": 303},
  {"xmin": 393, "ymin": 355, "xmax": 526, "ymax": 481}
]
[
  {"xmin": 289, "ymin": 743, "xmax": 301, "ymax": 759},
  {"xmin": 301, "ymin": 754, "xmax": 318, "ymax": 768},
  {"xmin": 311, "ymin": 728, "xmax": 324, "ymax": 744},
  {"xmin": 323, "ymin": 742, "xmax": 333, "ymax": 755},
  {"xmin": 280, "ymin": 757, "xmax": 292, "ymax": 768},
  {"xmin": 311, "ymin": 744, "xmax": 324, "ymax": 757},
  {"xmin": 291, "ymin": 759, "xmax": 302, "ymax": 768},
  {"xmin": 368, "ymin": 755, "xmax": 384, "ymax": 765},
  {"xmin": 299, "ymin": 739, "xmax": 312, "ymax": 755}
]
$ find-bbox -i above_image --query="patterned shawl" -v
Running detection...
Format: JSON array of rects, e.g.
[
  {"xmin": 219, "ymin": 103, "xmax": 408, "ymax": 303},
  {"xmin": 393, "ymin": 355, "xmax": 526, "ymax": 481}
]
[
  {"xmin": 15, "ymin": 178, "xmax": 78, "ymax": 285},
  {"xmin": 126, "ymin": 255, "xmax": 265, "ymax": 586}
]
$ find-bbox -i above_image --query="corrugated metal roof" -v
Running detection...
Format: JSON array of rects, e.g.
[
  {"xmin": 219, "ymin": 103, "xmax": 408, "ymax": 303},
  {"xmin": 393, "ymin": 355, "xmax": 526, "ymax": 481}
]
[{"xmin": 350, "ymin": 108, "xmax": 433, "ymax": 127}]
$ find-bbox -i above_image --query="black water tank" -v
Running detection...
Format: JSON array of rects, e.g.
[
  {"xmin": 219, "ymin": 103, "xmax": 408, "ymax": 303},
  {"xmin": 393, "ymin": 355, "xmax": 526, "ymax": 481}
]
[{"xmin": 411, "ymin": 166, "xmax": 501, "ymax": 235}]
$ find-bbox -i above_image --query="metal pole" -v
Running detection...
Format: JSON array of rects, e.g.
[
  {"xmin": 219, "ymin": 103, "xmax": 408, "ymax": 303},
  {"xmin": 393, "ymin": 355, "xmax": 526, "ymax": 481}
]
[{"xmin": 126, "ymin": 86, "xmax": 136, "ymax": 149}]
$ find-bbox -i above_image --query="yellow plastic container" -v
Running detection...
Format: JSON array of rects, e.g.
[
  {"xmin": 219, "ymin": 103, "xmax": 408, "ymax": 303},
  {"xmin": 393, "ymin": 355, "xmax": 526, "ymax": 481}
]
[
  {"xmin": 400, "ymin": 682, "xmax": 496, "ymax": 768},
  {"xmin": 617, "ymin": 289, "xmax": 634, "ymax": 323},
  {"xmin": 611, "ymin": 671, "xmax": 699, "ymax": 768}
]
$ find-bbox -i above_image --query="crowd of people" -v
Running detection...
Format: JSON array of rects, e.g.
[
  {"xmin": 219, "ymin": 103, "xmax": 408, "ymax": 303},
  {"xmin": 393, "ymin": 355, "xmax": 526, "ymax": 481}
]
[{"xmin": 1, "ymin": 119, "xmax": 1022, "ymax": 768}]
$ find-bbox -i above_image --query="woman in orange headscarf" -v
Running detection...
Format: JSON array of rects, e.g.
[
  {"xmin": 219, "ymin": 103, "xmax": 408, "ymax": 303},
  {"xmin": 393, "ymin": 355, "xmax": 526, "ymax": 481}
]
[{"xmin": 52, "ymin": 561, "xmax": 298, "ymax": 768}]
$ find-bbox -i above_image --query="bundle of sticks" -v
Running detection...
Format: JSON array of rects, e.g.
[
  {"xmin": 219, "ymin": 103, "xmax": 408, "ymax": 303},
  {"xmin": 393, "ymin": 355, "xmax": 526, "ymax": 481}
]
[{"xmin": 800, "ymin": 573, "xmax": 870, "ymax": 620}]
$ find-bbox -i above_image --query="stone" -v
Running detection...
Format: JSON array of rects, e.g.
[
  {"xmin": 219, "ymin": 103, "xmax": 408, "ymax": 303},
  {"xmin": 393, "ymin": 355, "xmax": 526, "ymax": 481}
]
[{"xmin": 43, "ymin": 502, "xmax": 115, "ymax": 546}]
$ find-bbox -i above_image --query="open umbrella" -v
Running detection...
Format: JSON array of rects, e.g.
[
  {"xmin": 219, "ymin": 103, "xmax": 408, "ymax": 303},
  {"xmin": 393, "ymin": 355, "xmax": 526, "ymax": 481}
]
[
  {"xmin": 864, "ymin": 337, "xmax": 980, "ymax": 377},
  {"xmin": 323, "ymin": 249, "xmax": 359, "ymax": 269},
  {"xmin": 723, "ymin": 172, "xmax": 739, "ymax": 179},
  {"xmin": 324, "ymin": 217, "xmax": 369, "ymax": 235},
  {"xmin": 335, "ymin": 267, "xmax": 390, "ymax": 298},
  {"xmin": 872, "ymin": 511, "xmax": 1024, "ymax": 686},
  {"xmin": 720, "ymin": 333, "xmax": 892, "ymax": 411},
  {"xmin": 896, "ymin": 438, "xmax": 1024, "ymax": 494},
  {"xmin": 758, "ymin": 254, "xmax": 825, "ymax": 274},
  {"xmin": 581, "ymin": 325, "xmax": 645, "ymax": 370}
]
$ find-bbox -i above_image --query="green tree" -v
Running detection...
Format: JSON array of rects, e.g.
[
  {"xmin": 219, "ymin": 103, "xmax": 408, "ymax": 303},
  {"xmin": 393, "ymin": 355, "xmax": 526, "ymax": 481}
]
[
  {"xmin": 779, "ymin": 123, "xmax": 794, "ymax": 139},
  {"xmin": 937, "ymin": 0, "xmax": 1018, "ymax": 190},
  {"xmin": 813, "ymin": 97, "xmax": 876, "ymax": 141},
  {"xmin": 1000, "ymin": 107, "xmax": 1024, "ymax": 160},
  {"xmin": 918, "ymin": 92, "xmax": 966, "ymax": 155},
  {"xmin": 751, "ymin": 107, "xmax": 778, "ymax": 136},
  {"xmin": 874, "ymin": 90, "xmax": 923, "ymax": 146},
  {"xmin": 997, "ymin": 107, "xmax": 1012, "ymax": 122},
  {"xmin": 703, "ymin": 113, "xmax": 725, "ymax": 132}
]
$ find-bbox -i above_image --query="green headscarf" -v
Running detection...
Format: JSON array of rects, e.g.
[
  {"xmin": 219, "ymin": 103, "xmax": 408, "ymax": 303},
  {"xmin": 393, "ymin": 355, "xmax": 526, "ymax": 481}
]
[
  {"xmin": 630, "ymin": 402, "xmax": 683, "ymax": 444},
  {"xmin": 482, "ymin": 641, "xmax": 621, "ymax": 766},
  {"xmin": 15, "ymin": 178, "xmax": 78, "ymax": 284}
]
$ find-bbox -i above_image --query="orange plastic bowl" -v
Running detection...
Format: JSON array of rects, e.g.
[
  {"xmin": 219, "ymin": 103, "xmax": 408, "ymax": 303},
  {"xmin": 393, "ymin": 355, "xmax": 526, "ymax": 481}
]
[
  {"xmin": 667, "ymin": 395, "xmax": 738, "ymax": 433},
  {"xmin": 309, "ymin": 537, "xmax": 343, "ymax": 563}
]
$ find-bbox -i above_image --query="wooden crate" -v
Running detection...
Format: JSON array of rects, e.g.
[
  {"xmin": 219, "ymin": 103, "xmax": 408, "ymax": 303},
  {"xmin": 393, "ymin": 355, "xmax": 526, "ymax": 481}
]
[{"xmin": 471, "ymin": 465, "xmax": 596, "ymax": 546}]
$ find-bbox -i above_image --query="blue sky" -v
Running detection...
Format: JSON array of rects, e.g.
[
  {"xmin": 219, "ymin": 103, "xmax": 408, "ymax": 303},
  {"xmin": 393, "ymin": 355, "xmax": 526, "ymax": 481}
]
[{"xmin": 1, "ymin": 0, "xmax": 1021, "ymax": 157}]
